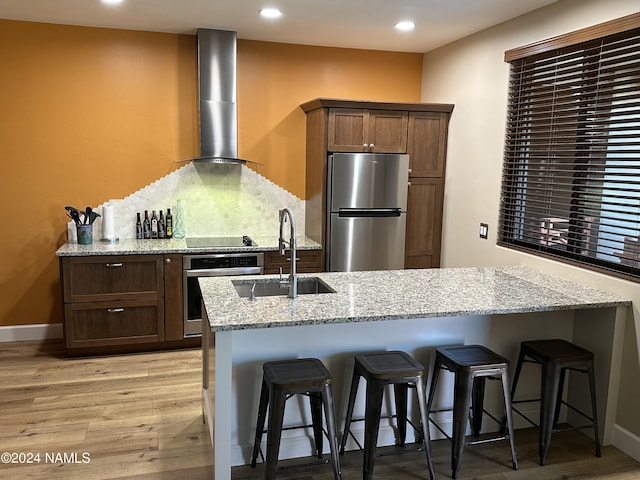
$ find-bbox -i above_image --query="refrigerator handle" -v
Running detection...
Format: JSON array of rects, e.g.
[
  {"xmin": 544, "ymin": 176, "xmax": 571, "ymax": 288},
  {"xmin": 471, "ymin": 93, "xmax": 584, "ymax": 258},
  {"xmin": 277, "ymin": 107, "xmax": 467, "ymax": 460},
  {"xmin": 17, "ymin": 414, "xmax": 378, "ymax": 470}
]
[{"xmin": 337, "ymin": 208, "xmax": 402, "ymax": 218}]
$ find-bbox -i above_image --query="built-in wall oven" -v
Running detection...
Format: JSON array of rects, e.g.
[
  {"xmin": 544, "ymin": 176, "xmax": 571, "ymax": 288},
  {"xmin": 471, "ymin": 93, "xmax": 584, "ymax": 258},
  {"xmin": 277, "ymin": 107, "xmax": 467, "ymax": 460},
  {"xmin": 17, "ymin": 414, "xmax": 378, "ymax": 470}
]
[{"xmin": 183, "ymin": 251, "xmax": 264, "ymax": 337}]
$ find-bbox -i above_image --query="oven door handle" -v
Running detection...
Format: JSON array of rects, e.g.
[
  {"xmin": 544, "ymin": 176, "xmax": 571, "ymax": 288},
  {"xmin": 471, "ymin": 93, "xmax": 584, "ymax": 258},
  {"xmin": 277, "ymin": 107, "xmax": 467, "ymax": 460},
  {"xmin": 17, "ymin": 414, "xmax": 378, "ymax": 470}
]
[{"xmin": 185, "ymin": 266, "xmax": 263, "ymax": 277}]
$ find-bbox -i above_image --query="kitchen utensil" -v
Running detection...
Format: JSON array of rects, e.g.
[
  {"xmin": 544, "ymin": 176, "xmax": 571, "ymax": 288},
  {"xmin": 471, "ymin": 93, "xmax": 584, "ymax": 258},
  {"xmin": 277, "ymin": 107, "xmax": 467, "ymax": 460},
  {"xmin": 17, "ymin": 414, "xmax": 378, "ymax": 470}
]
[
  {"xmin": 84, "ymin": 207, "xmax": 92, "ymax": 224},
  {"xmin": 88, "ymin": 210, "xmax": 100, "ymax": 225},
  {"xmin": 65, "ymin": 206, "xmax": 82, "ymax": 226}
]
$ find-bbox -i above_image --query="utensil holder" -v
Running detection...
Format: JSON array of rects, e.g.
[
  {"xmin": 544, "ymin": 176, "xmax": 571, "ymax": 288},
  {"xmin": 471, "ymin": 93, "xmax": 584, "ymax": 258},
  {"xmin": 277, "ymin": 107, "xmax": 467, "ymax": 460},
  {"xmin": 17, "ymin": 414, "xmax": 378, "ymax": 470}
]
[{"xmin": 77, "ymin": 224, "xmax": 93, "ymax": 245}]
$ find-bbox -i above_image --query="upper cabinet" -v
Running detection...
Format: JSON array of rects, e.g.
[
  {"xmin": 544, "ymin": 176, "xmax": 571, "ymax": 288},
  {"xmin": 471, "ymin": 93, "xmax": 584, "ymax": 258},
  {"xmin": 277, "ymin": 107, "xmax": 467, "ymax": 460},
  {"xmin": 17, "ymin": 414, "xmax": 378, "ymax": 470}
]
[
  {"xmin": 407, "ymin": 111, "xmax": 449, "ymax": 177},
  {"xmin": 328, "ymin": 108, "xmax": 408, "ymax": 153}
]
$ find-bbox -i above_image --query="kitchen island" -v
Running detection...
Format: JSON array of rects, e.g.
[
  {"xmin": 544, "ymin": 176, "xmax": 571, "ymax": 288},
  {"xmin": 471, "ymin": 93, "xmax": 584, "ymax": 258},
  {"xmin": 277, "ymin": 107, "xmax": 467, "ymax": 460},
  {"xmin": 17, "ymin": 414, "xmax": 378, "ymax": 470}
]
[{"xmin": 200, "ymin": 266, "xmax": 629, "ymax": 479}]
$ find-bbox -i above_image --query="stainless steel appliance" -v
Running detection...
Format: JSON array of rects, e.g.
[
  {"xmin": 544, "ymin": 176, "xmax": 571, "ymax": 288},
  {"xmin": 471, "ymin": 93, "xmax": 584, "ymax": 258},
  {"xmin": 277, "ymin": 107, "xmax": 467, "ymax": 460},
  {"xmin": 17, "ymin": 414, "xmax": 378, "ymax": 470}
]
[
  {"xmin": 183, "ymin": 237, "xmax": 263, "ymax": 337},
  {"xmin": 326, "ymin": 153, "xmax": 409, "ymax": 272},
  {"xmin": 178, "ymin": 29, "xmax": 260, "ymax": 166}
]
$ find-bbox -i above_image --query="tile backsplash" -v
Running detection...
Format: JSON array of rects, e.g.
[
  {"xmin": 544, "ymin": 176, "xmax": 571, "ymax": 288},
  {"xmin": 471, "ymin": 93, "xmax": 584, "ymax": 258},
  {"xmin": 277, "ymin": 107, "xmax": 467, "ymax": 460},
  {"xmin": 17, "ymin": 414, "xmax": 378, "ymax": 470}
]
[{"xmin": 70, "ymin": 162, "xmax": 305, "ymax": 242}]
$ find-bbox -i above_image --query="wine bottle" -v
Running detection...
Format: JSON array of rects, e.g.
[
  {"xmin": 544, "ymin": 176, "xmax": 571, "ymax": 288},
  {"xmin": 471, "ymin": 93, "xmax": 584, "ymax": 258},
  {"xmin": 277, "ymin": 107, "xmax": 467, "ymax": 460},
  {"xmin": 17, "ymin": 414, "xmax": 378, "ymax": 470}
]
[
  {"xmin": 136, "ymin": 212, "xmax": 143, "ymax": 239},
  {"xmin": 158, "ymin": 210, "xmax": 166, "ymax": 239},
  {"xmin": 166, "ymin": 208, "xmax": 173, "ymax": 238},
  {"xmin": 151, "ymin": 210, "xmax": 158, "ymax": 238},
  {"xmin": 143, "ymin": 210, "xmax": 151, "ymax": 239}
]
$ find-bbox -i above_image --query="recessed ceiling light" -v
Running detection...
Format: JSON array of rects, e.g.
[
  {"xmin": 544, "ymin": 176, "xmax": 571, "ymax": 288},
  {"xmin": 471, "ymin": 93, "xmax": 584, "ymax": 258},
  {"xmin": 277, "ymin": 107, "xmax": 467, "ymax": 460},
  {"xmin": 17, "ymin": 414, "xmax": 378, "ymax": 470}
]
[
  {"xmin": 101, "ymin": 0, "xmax": 124, "ymax": 5},
  {"xmin": 259, "ymin": 8, "xmax": 282, "ymax": 19},
  {"xmin": 395, "ymin": 21, "xmax": 415, "ymax": 32}
]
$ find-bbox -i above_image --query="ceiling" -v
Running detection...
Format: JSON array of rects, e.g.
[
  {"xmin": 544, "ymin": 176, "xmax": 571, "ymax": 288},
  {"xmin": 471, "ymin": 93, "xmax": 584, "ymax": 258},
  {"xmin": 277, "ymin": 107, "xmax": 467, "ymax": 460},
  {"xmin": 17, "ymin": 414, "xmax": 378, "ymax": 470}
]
[{"xmin": 0, "ymin": 0, "xmax": 559, "ymax": 53}]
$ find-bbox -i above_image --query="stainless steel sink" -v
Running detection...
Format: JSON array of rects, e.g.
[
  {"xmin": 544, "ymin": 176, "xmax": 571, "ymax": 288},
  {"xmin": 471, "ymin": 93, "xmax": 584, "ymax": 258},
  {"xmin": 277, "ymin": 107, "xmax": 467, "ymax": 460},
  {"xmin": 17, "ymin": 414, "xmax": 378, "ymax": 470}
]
[{"xmin": 232, "ymin": 277, "xmax": 336, "ymax": 298}]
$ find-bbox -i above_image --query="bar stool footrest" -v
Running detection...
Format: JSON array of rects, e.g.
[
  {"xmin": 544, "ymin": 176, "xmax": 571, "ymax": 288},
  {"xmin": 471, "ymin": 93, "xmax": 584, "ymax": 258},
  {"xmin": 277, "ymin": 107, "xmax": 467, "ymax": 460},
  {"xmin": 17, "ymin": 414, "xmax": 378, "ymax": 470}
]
[{"xmin": 344, "ymin": 414, "xmax": 425, "ymax": 451}]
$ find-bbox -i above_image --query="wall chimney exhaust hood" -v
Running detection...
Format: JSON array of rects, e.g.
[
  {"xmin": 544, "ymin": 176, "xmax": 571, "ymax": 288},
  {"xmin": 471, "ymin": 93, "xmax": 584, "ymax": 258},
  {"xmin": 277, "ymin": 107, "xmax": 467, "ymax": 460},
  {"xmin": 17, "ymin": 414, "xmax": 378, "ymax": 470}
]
[{"xmin": 182, "ymin": 29, "xmax": 260, "ymax": 166}]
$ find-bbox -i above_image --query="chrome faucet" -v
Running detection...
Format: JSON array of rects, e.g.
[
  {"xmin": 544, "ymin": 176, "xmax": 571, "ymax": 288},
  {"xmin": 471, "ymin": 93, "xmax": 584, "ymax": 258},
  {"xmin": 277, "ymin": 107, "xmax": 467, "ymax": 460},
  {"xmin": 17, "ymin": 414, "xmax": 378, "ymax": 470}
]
[{"xmin": 278, "ymin": 208, "xmax": 297, "ymax": 298}]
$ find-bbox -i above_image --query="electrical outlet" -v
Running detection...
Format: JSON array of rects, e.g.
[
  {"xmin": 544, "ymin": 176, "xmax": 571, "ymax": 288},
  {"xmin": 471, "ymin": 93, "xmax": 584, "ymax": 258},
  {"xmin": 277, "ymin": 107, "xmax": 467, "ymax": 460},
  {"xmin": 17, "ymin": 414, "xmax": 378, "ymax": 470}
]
[{"xmin": 479, "ymin": 223, "xmax": 489, "ymax": 239}]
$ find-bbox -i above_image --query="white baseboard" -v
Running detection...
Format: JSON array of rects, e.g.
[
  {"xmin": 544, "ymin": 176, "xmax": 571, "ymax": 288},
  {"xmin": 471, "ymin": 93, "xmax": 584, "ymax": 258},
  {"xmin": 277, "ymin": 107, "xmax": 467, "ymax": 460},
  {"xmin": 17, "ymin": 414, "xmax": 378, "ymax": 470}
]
[
  {"xmin": 612, "ymin": 423, "xmax": 640, "ymax": 462},
  {"xmin": 233, "ymin": 424, "xmax": 404, "ymax": 467},
  {"xmin": 0, "ymin": 323, "xmax": 63, "ymax": 343}
]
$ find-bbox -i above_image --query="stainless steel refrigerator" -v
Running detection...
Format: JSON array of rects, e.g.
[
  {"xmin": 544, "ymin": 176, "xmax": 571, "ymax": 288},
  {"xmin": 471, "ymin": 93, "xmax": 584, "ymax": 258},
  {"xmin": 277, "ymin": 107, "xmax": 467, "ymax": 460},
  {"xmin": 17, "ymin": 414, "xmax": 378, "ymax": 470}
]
[{"xmin": 326, "ymin": 153, "xmax": 410, "ymax": 272}]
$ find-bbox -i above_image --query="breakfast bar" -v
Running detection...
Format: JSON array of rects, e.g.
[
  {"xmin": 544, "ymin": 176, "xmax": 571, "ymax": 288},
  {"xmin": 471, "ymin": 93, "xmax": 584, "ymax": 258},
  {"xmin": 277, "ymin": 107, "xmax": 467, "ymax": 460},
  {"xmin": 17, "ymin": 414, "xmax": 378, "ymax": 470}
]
[{"xmin": 200, "ymin": 266, "xmax": 629, "ymax": 479}]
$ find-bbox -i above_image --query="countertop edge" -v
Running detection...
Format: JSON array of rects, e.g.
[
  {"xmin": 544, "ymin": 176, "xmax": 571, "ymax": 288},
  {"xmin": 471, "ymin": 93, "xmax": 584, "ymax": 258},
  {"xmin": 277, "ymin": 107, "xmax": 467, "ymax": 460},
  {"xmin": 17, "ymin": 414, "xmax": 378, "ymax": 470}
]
[
  {"xmin": 55, "ymin": 236, "xmax": 322, "ymax": 257},
  {"xmin": 208, "ymin": 301, "xmax": 630, "ymax": 332}
]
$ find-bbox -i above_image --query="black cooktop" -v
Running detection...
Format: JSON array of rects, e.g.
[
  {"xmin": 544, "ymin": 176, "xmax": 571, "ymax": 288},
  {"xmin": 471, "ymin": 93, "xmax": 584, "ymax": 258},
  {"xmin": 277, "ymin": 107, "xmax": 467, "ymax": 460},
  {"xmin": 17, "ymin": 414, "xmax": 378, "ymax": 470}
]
[{"xmin": 185, "ymin": 235, "xmax": 255, "ymax": 248}]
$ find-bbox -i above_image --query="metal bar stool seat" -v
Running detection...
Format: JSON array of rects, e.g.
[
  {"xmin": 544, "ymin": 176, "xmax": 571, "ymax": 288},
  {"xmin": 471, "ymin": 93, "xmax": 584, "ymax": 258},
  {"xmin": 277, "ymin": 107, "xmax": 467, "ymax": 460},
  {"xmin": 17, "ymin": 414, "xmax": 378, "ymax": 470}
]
[
  {"xmin": 250, "ymin": 358, "xmax": 341, "ymax": 480},
  {"xmin": 510, "ymin": 339, "xmax": 601, "ymax": 466},
  {"xmin": 339, "ymin": 351, "xmax": 435, "ymax": 480},
  {"xmin": 427, "ymin": 345, "xmax": 518, "ymax": 479}
]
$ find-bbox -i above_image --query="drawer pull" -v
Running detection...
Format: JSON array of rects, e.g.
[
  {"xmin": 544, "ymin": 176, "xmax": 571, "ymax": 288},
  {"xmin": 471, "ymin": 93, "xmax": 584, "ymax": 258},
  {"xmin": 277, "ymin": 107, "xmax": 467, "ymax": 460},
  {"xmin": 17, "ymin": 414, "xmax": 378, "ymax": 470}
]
[
  {"xmin": 107, "ymin": 308, "xmax": 124, "ymax": 313},
  {"xmin": 106, "ymin": 263, "xmax": 124, "ymax": 268}
]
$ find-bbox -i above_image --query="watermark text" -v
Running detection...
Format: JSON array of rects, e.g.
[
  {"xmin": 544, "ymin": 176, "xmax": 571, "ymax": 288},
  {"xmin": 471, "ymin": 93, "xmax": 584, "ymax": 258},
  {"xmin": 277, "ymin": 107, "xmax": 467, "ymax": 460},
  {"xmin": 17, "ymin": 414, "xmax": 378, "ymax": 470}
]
[{"xmin": 1, "ymin": 452, "xmax": 91, "ymax": 464}]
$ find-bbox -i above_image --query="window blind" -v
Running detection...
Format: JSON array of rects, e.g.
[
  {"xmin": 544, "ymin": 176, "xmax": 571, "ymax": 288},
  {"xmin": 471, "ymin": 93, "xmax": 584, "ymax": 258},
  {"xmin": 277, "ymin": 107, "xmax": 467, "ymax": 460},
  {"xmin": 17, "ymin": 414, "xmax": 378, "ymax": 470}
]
[{"xmin": 499, "ymin": 27, "xmax": 640, "ymax": 279}]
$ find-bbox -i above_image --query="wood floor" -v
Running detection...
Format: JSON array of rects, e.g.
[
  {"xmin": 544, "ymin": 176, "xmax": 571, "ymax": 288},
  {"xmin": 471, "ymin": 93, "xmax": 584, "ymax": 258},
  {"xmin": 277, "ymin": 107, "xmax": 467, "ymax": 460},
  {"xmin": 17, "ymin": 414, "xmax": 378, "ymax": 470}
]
[{"xmin": 1, "ymin": 340, "xmax": 639, "ymax": 480}]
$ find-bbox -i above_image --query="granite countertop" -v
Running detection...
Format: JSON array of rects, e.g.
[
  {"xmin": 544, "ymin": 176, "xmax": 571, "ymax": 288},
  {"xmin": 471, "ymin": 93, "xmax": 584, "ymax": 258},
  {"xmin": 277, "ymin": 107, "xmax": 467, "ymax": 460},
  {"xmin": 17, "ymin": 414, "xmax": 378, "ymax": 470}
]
[
  {"xmin": 200, "ymin": 266, "xmax": 630, "ymax": 332},
  {"xmin": 55, "ymin": 235, "xmax": 321, "ymax": 256}
]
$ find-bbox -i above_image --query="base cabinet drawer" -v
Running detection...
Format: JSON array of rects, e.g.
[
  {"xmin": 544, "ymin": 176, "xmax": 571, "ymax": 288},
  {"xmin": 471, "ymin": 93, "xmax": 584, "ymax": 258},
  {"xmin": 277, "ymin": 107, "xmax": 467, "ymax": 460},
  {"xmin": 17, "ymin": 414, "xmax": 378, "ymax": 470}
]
[
  {"xmin": 64, "ymin": 299, "xmax": 165, "ymax": 348},
  {"xmin": 62, "ymin": 255, "xmax": 163, "ymax": 303}
]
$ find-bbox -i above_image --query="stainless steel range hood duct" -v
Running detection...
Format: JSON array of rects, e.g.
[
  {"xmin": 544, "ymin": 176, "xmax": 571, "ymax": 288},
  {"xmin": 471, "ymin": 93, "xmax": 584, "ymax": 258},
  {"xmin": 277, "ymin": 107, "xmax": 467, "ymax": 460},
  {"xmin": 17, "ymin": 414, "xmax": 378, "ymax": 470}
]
[{"xmin": 189, "ymin": 29, "xmax": 259, "ymax": 165}]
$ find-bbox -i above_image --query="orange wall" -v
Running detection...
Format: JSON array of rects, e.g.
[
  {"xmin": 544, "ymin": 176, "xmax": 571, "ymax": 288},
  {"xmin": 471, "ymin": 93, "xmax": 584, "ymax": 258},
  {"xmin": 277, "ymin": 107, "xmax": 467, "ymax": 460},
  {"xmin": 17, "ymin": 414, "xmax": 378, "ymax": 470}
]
[
  {"xmin": 0, "ymin": 19, "xmax": 423, "ymax": 327},
  {"xmin": 237, "ymin": 40, "xmax": 424, "ymax": 196}
]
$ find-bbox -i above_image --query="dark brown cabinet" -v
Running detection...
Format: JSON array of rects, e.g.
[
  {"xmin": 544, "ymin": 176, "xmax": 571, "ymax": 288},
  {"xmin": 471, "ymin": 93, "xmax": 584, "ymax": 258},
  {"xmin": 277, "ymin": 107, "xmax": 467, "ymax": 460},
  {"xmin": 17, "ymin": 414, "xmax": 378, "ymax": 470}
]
[
  {"xmin": 301, "ymin": 98, "xmax": 453, "ymax": 270},
  {"xmin": 407, "ymin": 111, "xmax": 448, "ymax": 177},
  {"xmin": 64, "ymin": 298, "xmax": 164, "ymax": 348},
  {"xmin": 405, "ymin": 178, "xmax": 445, "ymax": 268},
  {"xmin": 328, "ymin": 108, "xmax": 408, "ymax": 153},
  {"xmin": 62, "ymin": 254, "xmax": 163, "ymax": 303},
  {"xmin": 59, "ymin": 248, "xmax": 326, "ymax": 355},
  {"xmin": 405, "ymin": 111, "xmax": 450, "ymax": 268},
  {"xmin": 264, "ymin": 249, "xmax": 323, "ymax": 274},
  {"xmin": 163, "ymin": 253, "xmax": 184, "ymax": 341},
  {"xmin": 61, "ymin": 255, "xmax": 165, "ymax": 350}
]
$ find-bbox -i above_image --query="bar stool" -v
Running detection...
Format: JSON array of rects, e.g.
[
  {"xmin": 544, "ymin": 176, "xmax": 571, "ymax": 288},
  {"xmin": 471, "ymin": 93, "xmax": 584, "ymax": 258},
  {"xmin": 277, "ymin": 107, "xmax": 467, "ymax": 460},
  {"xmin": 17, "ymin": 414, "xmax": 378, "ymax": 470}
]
[
  {"xmin": 427, "ymin": 345, "xmax": 518, "ymax": 480},
  {"xmin": 510, "ymin": 339, "xmax": 601, "ymax": 466},
  {"xmin": 250, "ymin": 358, "xmax": 341, "ymax": 480},
  {"xmin": 339, "ymin": 351, "xmax": 435, "ymax": 480}
]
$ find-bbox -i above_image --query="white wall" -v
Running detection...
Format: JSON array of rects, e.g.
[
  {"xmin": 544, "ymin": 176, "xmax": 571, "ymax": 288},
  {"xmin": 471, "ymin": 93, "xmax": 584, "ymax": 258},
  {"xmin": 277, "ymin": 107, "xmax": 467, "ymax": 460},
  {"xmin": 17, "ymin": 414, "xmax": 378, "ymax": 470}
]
[{"xmin": 421, "ymin": 0, "xmax": 640, "ymax": 452}]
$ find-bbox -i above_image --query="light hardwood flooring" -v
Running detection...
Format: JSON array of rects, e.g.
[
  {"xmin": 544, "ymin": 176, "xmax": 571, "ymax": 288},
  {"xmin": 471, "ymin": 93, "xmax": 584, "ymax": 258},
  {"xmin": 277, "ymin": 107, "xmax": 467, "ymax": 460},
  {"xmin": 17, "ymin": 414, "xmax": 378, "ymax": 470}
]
[{"xmin": 1, "ymin": 340, "xmax": 639, "ymax": 480}]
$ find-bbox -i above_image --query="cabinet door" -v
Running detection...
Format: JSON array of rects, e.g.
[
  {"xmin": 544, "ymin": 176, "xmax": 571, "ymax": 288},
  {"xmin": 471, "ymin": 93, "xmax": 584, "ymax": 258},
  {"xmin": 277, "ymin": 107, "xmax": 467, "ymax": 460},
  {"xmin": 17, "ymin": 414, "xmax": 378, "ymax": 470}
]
[
  {"xmin": 327, "ymin": 108, "xmax": 367, "ymax": 152},
  {"xmin": 368, "ymin": 110, "xmax": 408, "ymax": 153},
  {"xmin": 64, "ymin": 298, "xmax": 165, "ymax": 348},
  {"xmin": 405, "ymin": 178, "xmax": 444, "ymax": 269},
  {"xmin": 62, "ymin": 255, "xmax": 164, "ymax": 303},
  {"xmin": 163, "ymin": 254, "xmax": 184, "ymax": 341},
  {"xmin": 407, "ymin": 112, "xmax": 448, "ymax": 177},
  {"xmin": 327, "ymin": 108, "xmax": 408, "ymax": 153}
]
